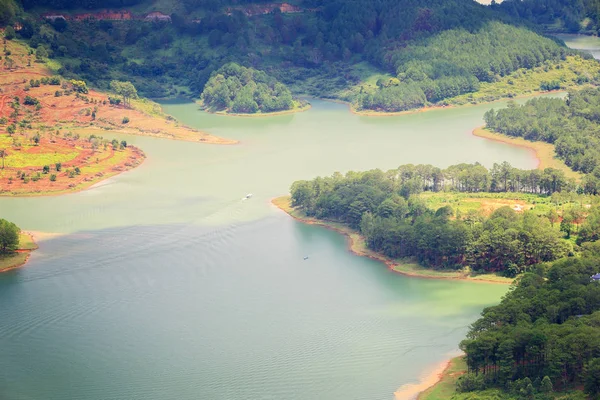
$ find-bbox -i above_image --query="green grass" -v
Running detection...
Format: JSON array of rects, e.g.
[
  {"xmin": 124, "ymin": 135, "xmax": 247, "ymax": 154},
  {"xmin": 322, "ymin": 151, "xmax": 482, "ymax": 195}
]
[
  {"xmin": 0, "ymin": 252, "xmax": 28, "ymax": 271},
  {"xmin": 420, "ymin": 191, "xmax": 597, "ymax": 217},
  {"xmin": 4, "ymin": 149, "xmax": 79, "ymax": 169},
  {"xmin": 18, "ymin": 232, "xmax": 37, "ymax": 250}
]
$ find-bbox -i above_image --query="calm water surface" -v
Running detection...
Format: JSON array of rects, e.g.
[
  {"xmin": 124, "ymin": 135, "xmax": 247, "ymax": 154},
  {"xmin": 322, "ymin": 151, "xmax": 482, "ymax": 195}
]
[
  {"xmin": 555, "ymin": 33, "xmax": 600, "ymax": 59},
  {"xmin": 0, "ymin": 99, "xmax": 538, "ymax": 399}
]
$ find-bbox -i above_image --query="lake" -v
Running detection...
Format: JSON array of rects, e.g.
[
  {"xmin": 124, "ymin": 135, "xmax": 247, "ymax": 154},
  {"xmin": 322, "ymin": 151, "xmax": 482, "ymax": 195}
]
[
  {"xmin": 555, "ymin": 33, "xmax": 600, "ymax": 60},
  {"xmin": 0, "ymin": 98, "xmax": 539, "ymax": 399}
]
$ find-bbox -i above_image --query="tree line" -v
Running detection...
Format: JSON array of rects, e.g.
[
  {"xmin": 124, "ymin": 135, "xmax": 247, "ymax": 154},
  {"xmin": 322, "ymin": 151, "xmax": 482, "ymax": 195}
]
[
  {"xmin": 484, "ymin": 88, "xmax": 600, "ymax": 193},
  {"xmin": 290, "ymin": 163, "xmax": 578, "ymax": 275}
]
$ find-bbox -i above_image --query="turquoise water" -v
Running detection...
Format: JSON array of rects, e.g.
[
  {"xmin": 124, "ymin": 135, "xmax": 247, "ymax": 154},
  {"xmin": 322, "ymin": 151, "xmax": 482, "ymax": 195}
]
[{"xmin": 0, "ymin": 98, "xmax": 535, "ymax": 399}]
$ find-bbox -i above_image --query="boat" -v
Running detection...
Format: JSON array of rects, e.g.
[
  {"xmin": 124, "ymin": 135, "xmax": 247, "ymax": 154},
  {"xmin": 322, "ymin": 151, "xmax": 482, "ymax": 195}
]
[
  {"xmin": 303, "ymin": 256, "xmax": 309, "ymax": 260},
  {"xmin": 245, "ymin": 193, "xmax": 253, "ymax": 199}
]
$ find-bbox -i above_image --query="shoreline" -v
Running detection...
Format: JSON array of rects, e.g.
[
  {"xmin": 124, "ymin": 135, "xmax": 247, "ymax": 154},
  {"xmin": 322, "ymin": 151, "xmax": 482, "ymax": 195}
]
[
  {"xmin": 0, "ymin": 231, "xmax": 38, "ymax": 273},
  {"xmin": 271, "ymin": 196, "xmax": 513, "ymax": 285},
  {"xmin": 394, "ymin": 356, "xmax": 458, "ymax": 400},
  {"xmin": 416, "ymin": 356, "xmax": 466, "ymax": 400},
  {"xmin": 197, "ymin": 102, "xmax": 311, "ymax": 118},
  {"xmin": 347, "ymin": 89, "xmax": 566, "ymax": 117},
  {"xmin": 472, "ymin": 126, "xmax": 582, "ymax": 181}
]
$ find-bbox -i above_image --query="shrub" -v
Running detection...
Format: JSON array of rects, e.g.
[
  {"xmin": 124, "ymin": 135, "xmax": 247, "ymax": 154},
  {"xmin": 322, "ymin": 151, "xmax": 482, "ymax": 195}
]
[
  {"xmin": 456, "ymin": 373, "xmax": 485, "ymax": 393},
  {"xmin": 122, "ymin": 116, "xmax": 130, "ymax": 124},
  {"xmin": 55, "ymin": 162, "xmax": 62, "ymax": 172},
  {"xmin": 49, "ymin": 174, "xmax": 56, "ymax": 182}
]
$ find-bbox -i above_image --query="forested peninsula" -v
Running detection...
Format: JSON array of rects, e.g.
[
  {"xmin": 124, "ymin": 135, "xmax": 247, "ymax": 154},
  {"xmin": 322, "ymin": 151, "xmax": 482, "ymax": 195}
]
[{"xmin": 280, "ymin": 162, "xmax": 596, "ymax": 279}]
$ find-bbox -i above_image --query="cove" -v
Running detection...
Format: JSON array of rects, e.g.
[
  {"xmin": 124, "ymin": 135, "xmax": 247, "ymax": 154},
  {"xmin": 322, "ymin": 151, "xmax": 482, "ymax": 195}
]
[{"xmin": 0, "ymin": 98, "xmax": 540, "ymax": 400}]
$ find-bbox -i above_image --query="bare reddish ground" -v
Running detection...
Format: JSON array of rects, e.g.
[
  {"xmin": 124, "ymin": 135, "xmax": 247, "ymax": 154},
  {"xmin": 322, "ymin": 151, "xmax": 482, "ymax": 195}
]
[
  {"xmin": 0, "ymin": 39, "xmax": 234, "ymax": 195},
  {"xmin": 0, "ymin": 39, "xmax": 234, "ymax": 144}
]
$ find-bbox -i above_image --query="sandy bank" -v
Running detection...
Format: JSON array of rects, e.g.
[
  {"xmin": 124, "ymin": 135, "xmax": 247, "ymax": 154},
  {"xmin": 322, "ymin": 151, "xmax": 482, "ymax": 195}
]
[
  {"xmin": 472, "ymin": 126, "xmax": 582, "ymax": 181},
  {"xmin": 271, "ymin": 196, "xmax": 513, "ymax": 284},
  {"xmin": 416, "ymin": 356, "xmax": 467, "ymax": 400}
]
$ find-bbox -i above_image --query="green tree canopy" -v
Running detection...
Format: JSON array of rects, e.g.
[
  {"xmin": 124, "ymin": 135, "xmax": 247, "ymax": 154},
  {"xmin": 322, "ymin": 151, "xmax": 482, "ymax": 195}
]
[
  {"xmin": 110, "ymin": 80, "xmax": 138, "ymax": 108},
  {"xmin": 201, "ymin": 63, "xmax": 295, "ymax": 114},
  {"xmin": 0, "ymin": 218, "xmax": 19, "ymax": 254}
]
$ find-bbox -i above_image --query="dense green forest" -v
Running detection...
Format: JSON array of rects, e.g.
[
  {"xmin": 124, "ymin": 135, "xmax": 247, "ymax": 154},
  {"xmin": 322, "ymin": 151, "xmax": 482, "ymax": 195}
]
[
  {"xmin": 0, "ymin": 0, "xmax": 594, "ymax": 108},
  {"xmin": 495, "ymin": 0, "xmax": 600, "ymax": 34},
  {"xmin": 200, "ymin": 63, "xmax": 301, "ymax": 113},
  {"xmin": 355, "ymin": 23, "xmax": 570, "ymax": 112},
  {"xmin": 457, "ymin": 257, "xmax": 600, "ymax": 398},
  {"xmin": 485, "ymin": 88, "xmax": 600, "ymax": 192},
  {"xmin": 289, "ymin": 163, "xmax": 583, "ymax": 275}
]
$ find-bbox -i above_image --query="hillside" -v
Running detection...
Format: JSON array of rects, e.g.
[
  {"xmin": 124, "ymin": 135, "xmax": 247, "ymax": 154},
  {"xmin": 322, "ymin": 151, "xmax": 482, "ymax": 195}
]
[
  {"xmin": 0, "ymin": 37, "xmax": 234, "ymax": 195},
  {"xmin": 494, "ymin": 0, "xmax": 600, "ymax": 34},
  {"xmin": 1, "ymin": 0, "xmax": 597, "ymax": 113}
]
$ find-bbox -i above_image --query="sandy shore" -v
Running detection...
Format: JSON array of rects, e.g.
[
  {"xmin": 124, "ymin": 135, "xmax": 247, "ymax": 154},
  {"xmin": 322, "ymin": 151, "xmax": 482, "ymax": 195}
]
[
  {"xmin": 394, "ymin": 358, "xmax": 455, "ymax": 400},
  {"xmin": 271, "ymin": 196, "xmax": 513, "ymax": 284},
  {"xmin": 472, "ymin": 126, "xmax": 582, "ymax": 181}
]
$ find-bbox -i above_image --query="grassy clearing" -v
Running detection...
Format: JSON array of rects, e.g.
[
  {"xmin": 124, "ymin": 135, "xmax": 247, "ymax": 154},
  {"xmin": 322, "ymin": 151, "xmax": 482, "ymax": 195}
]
[
  {"xmin": 18, "ymin": 232, "xmax": 38, "ymax": 251},
  {"xmin": 419, "ymin": 191, "xmax": 593, "ymax": 218},
  {"xmin": 473, "ymin": 127, "xmax": 582, "ymax": 181}
]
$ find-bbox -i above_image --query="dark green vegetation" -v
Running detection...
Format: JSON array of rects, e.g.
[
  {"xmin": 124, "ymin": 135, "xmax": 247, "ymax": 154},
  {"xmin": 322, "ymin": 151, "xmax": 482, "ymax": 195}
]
[
  {"xmin": 0, "ymin": 218, "xmax": 19, "ymax": 254},
  {"xmin": 354, "ymin": 23, "xmax": 572, "ymax": 112},
  {"xmin": 495, "ymin": 0, "xmax": 600, "ymax": 34},
  {"xmin": 457, "ymin": 257, "xmax": 600, "ymax": 399},
  {"xmin": 290, "ymin": 163, "xmax": 582, "ymax": 276},
  {"xmin": 200, "ymin": 63, "xmax": 301, "ymax": 114},
  {"xmin": 485, "ymin": 88, "xmax": 600, "ymax": 192},
  {"xmin": 0, "ymin": 0, "xmax": 596, "ymax": 111}
]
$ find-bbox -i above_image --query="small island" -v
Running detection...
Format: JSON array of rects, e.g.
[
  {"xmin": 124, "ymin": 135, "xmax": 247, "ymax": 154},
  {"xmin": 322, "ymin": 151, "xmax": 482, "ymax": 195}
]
[
  {"xmin": 199, "ymin": 63, "xmax": 309, "ymax": 116},
  {"xmin": 0, "ymin": 219, "xmax": 37, "ymax": 272}
]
